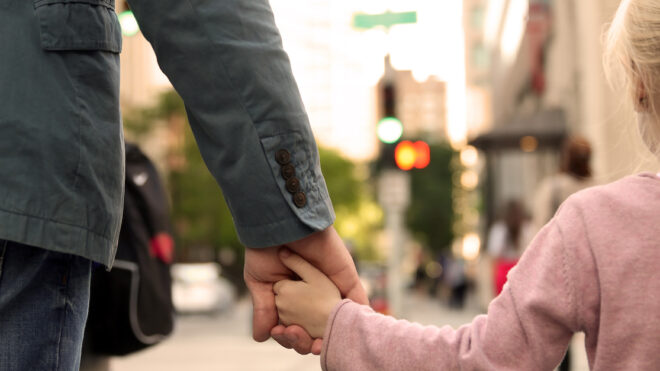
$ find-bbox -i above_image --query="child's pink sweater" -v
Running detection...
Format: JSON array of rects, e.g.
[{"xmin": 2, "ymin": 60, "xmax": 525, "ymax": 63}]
[{"xmin": 321, "ymin": 173, "xmax": 660, "ymax": 370}]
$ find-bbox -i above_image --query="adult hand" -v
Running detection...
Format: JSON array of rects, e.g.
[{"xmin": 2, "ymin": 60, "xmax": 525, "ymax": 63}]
[
  {"xmin": 244, "ymin": 245, "xmax": 290, "ymax": 342},
  {"xmin": 244, "ymin": 226, "xmax": 368, "ymax": 354}
]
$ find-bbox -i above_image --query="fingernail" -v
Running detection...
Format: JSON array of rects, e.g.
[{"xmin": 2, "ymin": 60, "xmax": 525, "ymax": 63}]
[
  {"xmin": 280, "ymin": 248, "xmax": 291, "ymax": 258},
  {"xmin": 287, "ymin": 334, "xmax": 298, "ymax": 343}
]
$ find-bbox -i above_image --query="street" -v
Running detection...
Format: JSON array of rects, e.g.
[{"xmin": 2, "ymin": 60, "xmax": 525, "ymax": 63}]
[{"xmin": 109, "ymin": 293, "xmax": 588, "ymax": 371}]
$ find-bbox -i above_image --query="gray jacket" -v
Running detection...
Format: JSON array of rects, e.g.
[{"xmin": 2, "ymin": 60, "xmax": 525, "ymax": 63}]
[{"xmin": 0, "ymin": 0, "xmax": 334, "ymax": 266}]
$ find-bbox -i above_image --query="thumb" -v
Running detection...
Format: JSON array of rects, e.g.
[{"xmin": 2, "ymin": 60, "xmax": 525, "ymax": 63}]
[{"xmin": 278, "ymin": 248, "xmax": 323, "ymax": 283}]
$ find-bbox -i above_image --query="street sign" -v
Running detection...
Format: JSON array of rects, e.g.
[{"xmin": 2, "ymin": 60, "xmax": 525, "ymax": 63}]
[{"xmin": 352, "ymin": 11, "xmax": 417, "ymax": 30}]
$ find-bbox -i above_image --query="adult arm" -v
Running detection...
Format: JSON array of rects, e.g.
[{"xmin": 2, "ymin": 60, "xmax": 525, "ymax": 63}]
[
  {"xmin": 126, "ymin": 0, "xmax": 366, "ymax": 351},
  {"xmin": 127, "ymin": 0, "xmax": 333, "ymax": 247}
]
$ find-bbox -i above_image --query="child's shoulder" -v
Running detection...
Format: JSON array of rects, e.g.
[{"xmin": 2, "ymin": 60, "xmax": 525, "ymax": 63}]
[
  {"xmin": 570, "ymin": 172, "xmax": 659, "ymax": 203},
  {"xmin": 560, "ymin": 172, "xmax": 660, "ymax": 227}
]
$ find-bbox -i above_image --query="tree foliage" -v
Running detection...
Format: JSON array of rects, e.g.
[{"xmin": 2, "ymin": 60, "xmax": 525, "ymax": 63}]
[
  {"xmin": 319, "ymin": 148, "xmax": 382, "ymax": 261},
  {"xmin": 406, "ymin": 143, "xmax": 457, "ymax": 254}
]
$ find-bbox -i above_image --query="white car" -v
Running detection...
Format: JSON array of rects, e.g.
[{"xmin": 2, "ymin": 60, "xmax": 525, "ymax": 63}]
[{"xmin": 171, "ymin": 263, "xmax": 235, "ymax": 314}]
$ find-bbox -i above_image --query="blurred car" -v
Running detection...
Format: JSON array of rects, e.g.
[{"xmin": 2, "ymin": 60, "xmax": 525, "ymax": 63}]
[{"xmin": 171, "ymin": 263, "xmax": 236, "ymax": 315}]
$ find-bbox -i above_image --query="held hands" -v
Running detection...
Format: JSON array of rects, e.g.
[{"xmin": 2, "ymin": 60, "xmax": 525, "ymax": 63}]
[
  {"xmin": 274, "ymin": 249, "xmax": 342, "ymax": 338},
  {"xmin": 244, "ymin": 226, "xmax": 367, "ymax": 355}
]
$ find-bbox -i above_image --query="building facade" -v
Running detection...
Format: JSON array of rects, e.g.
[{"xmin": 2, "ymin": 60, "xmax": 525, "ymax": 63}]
[{"xmin": 468, "ymin": 0, "xmax": 656, "ymax": 223}]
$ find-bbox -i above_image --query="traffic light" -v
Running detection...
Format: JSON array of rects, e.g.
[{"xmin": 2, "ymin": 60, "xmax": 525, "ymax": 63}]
[
  {"xmin": 377, "ymin": 117, "xmax": 403, "ymax": 144},
  {"xmin": 394, "ymin": 141, "xmax": 430, "ymax": 170},
  {"xmin": 375, "ymin": 79, "xmax": 400, "ymax": 170},
  {"xmin": 375, "ymin": 60, "xmax": 430, "ymax": 172},
  {"xmin": 377, "ymin": 81, "xmax": 400, "ymax": 145},
  {"xmin": 118, "ymin": 6, "xmax": 140, "ymax": 37}
]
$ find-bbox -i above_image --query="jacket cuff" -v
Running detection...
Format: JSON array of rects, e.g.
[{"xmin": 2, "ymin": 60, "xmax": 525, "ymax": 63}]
[{"xmin": 235, "ymin": 215, "xmax": 333, "ymax": 248}]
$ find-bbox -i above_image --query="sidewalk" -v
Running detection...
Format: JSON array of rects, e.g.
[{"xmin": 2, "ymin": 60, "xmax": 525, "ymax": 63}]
[
  {"xmin": 111, "ymin": 298, "xmax": 320, "ymax": 371},
  {"xmin": 111, "ymin": 293, "xmax": 589, "ymax": 370}
]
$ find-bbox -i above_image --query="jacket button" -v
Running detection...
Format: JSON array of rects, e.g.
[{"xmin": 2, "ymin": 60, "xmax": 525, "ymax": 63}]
[
  {"xmin": 285, "ymin": 177, "xmax": 300, "ymax": 193},
  {"xmin": 275, "ymin": 149, "xmax": 291, "ymax": 165},
  {"xmin": 293, "ymin": 192, "xmax": 307, "ymax": 208},
  {"xmin": 281, "ymin": 164, "xmax": 296, "ymax": 180}
]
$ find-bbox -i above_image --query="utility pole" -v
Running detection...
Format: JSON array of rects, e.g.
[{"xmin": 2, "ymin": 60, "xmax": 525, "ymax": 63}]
[{"xmin": 378, "ymin": 170, "xmax": 410, "ymax": 317}]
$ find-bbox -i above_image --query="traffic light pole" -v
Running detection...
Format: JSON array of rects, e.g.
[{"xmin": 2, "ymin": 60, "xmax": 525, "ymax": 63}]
[
  {"xmin": 378, "ymin": 169, "xmax": 410, "ymax": 317},
  {"xmin": 353, "ymin": 11, "xmax": 418, "ymax": 317}
]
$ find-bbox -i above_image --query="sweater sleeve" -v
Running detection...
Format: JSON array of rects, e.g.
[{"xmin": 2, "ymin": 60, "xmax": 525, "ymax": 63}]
[{"xmin": 321, "ymin": 201, "xmax": 593, "ymax": 371}]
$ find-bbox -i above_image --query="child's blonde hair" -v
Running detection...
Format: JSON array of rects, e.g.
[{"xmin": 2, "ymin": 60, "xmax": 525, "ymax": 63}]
[{"xmin": 604, "ymin": 0, "xmax": 660, "ymax": 157}]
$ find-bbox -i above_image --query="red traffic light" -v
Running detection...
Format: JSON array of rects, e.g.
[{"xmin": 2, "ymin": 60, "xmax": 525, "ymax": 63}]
[{"xmin": 394, "ymin": 141, "xmax": 430, "ymax": 170}]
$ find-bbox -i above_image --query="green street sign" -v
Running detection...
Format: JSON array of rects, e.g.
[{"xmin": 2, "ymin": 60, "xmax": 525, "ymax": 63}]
[{"xmin": 352, "ymin": 11, "xmax": 417, "ymax": 30}]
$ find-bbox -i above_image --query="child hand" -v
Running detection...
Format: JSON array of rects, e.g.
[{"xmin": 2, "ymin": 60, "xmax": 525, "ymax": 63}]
[{"xmin": 273, "ymin": 248, "xmax": 342, "ymax": 339}]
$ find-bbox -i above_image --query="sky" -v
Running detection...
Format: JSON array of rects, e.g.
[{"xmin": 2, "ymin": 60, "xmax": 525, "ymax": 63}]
[{"xmin": 270, "ymin": 0, "xmax": 468, "ymax": 159}]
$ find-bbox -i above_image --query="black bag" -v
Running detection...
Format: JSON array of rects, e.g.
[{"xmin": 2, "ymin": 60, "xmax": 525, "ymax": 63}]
[{"xmin": 86, "ymin": 142, "xmax": 175, "ymax": 355}]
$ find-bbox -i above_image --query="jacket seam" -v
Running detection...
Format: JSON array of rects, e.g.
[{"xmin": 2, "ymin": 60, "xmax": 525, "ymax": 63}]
[
  {"xmin": 42, "ymin": 40, "xmax": 120, "ymax": 52},
  {"xmin": 34, "ymin": 0, "xmax": 115, "ymax": 10},
  {"xmin": 0, "ymin": 206, "xmax": 112, "ymax": 241},
  {"xmin": 64, "ymin": 54, "xmax": 86, "ymax": 207},
  {"xmin": 234, "ymin": 214, "xmax": 310, "ymax": 230}
]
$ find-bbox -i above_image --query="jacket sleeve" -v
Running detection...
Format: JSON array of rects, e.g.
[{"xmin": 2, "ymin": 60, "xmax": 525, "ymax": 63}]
[
  {"xmin": 321, "ymin": 200, "xmax": 596, "ymax": 370},
  {"xmin": 126, "ymin": 0, "xmax": 335, "ymax": 248}
]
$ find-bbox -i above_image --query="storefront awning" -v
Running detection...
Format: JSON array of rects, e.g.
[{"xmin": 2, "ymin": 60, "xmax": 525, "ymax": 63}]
[{"xmin": 469, "ymin": 108, "xmax": 567, "ymax": 151}]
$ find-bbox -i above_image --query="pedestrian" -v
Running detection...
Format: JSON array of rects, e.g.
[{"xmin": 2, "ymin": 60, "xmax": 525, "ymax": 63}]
[
  {"xmin": 531, "ymin": 136, "xmax": 596, "ymax": 371},
  {"xmin": 486, "ymin": 199, "xmax": 533, "ymax": 296},
  {"xmin": 272, "ymin": 0, "xmax": 660, "ymax": 368},
  {"xmin": 443, "ymin": 256, "xmax": 468, "ymax": 309},
  {"xmin": 532, "ymin": 136, "xmax": 596, "ymax": 233},
  {"xmin": 0, "ymin": 0, "xmax": 365, "ymax": 369}
]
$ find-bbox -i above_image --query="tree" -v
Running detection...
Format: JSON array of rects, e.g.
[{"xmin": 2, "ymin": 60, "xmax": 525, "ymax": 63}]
[
  {"xmin": 319, "ymin": 148, "xmax": 382, "ymax": 261},
  {"xmin": 406, "ymin": 142, "xmax": 457, "ymax": 254}
]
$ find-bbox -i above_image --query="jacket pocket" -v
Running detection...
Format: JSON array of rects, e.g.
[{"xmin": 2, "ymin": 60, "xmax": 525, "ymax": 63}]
[{"xmin": 33, "ymin": 0, "xmax": 122, "ymax": 53}]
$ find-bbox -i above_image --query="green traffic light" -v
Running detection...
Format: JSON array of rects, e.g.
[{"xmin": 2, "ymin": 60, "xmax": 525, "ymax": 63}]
[
  {"xmin": 377, "ymin": 117, "xmax": 403, "ymax": 144},
  {"xmin": 119, "ymin": 10, "xmax": 140, "ymax": 37}
]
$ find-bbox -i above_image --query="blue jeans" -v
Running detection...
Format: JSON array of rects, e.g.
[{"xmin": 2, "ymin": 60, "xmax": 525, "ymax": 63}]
[{"xmin": 0, "ymin": 240, "xmax": 92, "ymax": 371}]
